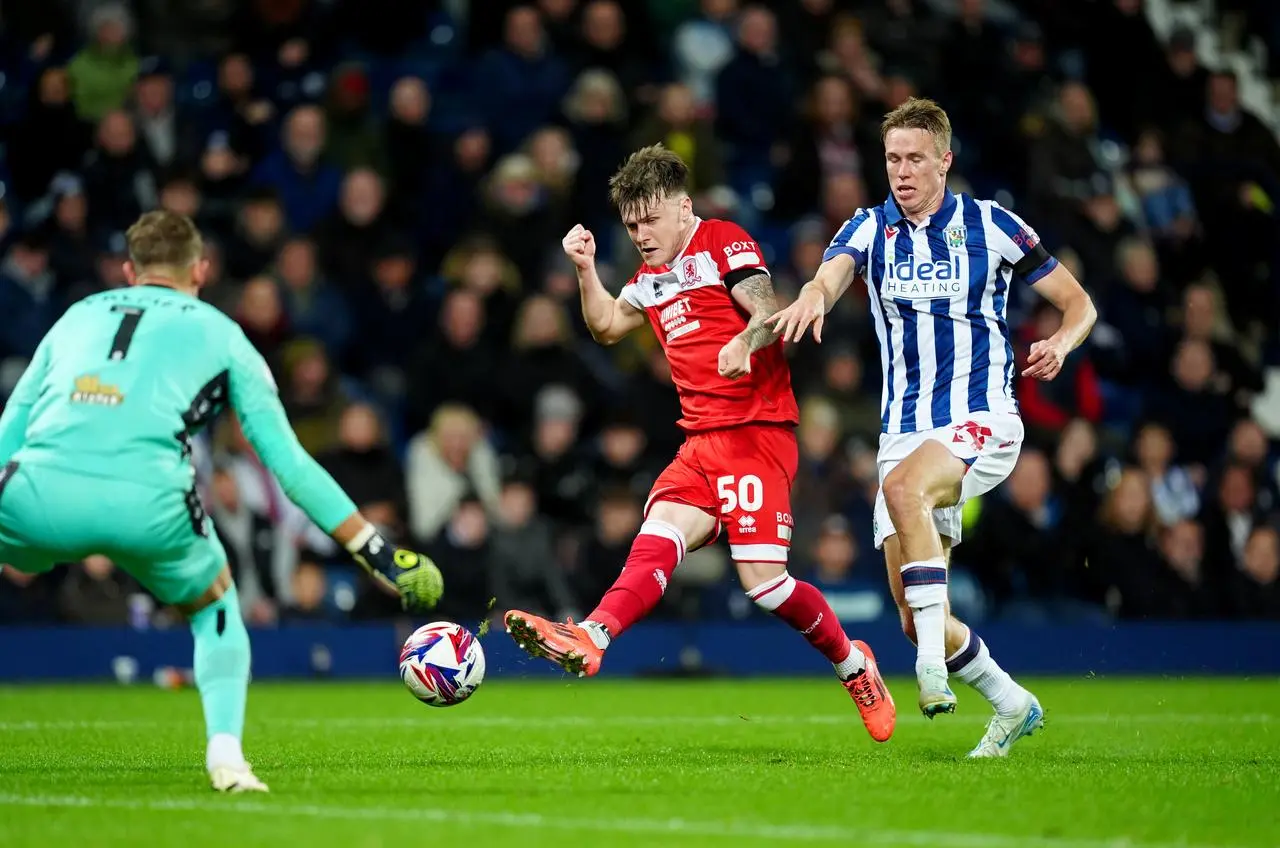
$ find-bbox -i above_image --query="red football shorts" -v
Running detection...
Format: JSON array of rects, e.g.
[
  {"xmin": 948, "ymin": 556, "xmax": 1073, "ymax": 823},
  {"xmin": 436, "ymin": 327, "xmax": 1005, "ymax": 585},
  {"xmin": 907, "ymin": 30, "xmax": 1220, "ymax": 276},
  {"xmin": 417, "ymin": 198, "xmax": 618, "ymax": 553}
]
[{"xmin": 644, "ymin": 424, "xmax": 798, "ymax": 563}]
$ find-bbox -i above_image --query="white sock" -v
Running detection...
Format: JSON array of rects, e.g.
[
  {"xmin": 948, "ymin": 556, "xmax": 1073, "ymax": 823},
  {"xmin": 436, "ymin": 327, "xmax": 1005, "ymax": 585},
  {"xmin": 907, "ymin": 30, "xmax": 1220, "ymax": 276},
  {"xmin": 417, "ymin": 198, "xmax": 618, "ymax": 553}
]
[
  {"xmin": 581, "ymin": 619, "xmax": 611, "ymax": 650},
  {"xmin": 900, "ymin": 558, "xmax": 948, "ymax": 674},
  {"xmin": 948, "ymin": 629, "xmax": 1028, "ymax": 717},
  {"xmin": 206, "ymin": 733, "xmax": 245, "ymax": 772},
  {"xmin": 833, "ymin": 641, "xmax": 866, "ymax": 679}
]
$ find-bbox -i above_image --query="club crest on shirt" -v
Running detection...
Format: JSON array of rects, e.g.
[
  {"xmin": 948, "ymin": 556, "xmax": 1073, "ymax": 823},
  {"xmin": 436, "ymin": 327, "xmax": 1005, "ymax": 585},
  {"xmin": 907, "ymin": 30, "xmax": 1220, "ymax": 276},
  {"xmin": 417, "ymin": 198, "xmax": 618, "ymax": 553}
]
[
  {"xmin": 944, "ymin": 225, "xmax": 967, "ymax": 249},
  {"xmin": 680, "ymin": 256, "xmax": 701, "ymax": 287}
]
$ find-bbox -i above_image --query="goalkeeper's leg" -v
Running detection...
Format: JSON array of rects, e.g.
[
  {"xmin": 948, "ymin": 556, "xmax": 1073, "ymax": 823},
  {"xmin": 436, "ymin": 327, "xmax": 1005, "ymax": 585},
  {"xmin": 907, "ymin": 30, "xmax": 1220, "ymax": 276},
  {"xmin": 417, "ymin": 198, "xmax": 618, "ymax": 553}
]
[
  {"xmin": 180, "ymin": 567, "xmax": 266, "ymax": 792},
  {"xmin": 129, "ymin": 525, "xmax": 267, "ymax": 793}
]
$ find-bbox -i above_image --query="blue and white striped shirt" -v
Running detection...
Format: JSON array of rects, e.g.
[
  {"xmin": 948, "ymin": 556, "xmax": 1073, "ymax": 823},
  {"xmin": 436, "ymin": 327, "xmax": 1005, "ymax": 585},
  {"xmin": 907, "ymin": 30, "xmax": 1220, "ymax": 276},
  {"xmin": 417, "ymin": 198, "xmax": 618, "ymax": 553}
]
[{"xmin": 824, "ymin": 191, "xmax": 1058, "ymax": 435}]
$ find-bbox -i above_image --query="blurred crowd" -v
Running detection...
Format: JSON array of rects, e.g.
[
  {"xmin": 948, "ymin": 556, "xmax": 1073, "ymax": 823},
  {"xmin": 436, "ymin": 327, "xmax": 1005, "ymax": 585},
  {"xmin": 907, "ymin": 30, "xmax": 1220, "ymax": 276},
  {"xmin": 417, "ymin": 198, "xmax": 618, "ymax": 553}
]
[{"xmin": 1, "ymin": 0, "xmax": 1279, "ymax": 630}]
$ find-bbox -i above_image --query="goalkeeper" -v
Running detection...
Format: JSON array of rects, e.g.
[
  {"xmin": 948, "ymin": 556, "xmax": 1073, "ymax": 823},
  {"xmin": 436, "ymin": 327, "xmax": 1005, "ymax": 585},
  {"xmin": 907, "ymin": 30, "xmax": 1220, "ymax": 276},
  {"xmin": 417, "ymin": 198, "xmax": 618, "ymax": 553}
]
[{"xmin": 0, "ymin": 210, "xmax": 443, "ymax": 794}]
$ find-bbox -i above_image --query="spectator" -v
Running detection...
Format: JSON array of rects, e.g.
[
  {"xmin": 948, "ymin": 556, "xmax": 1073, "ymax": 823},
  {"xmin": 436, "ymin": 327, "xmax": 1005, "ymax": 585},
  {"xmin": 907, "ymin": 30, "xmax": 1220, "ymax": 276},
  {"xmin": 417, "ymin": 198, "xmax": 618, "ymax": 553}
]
[
  {"xmin": 45, "ymin": 175, "xmax": 97, "ymax": 297},
  {"xmin": 274, "ymin": 237, "xmax": 351, "ymax": 361},
  {"xmin": 348, "ymin": 236, "xmax": 434, "ymax": 391},
  {"xmin": 66, "ymin": 2, "xmax": 138, "ymax": 122},
  {"xmin": 715, "ymin": 5, "xmax": 794, "ymax": 196},
  {"xmin": 1146, "ymin": 339, "xmax": 1235, "ymax": 466},
  {"xmin": 280, "ymin": 561, "xmax": 336, "ymax": 623},
  {"xmin": 58, "ymin": 556, "xmax": 133, "ymax": 625},
  {"xmin": 1099, "ymin": 238, "xmax": 1171, "ymax": 385},
  {"xmin": 474, "ymin": 6, "xmax": 572, "ymax": 157},
  {"xmin": 8, "ymin": 67, "xmax": 92, "ymax": 205},
  {"xmin": 1087, "ymin": 467, "xmax": 1165, "ymax": 617},
  {"xmin": 279, "ymin": 339, "xmax": 351, "ymax": 455},
  {"xmin": 314, "ymin": 167, "xmax": 396, "ymax": 290},
  {"xmin": 1227, "ymin": 525, "xmax": 1280, "ymax": 619},
  {"xmin": 132, "ymin": 56, "xmax": 200, "ymax": 173},
  {"xmin": 960, "ymin": 449, "xmax": 1072, "ymax": 608},
  {"xmin": 1017, "ymin": 300, "xmax": 1104, "ymax": 438},
  {"xmin": 384, "ymin": 76, "xmax": 438, "ymax": 232},
  {"xmin": 406, "ymin": 288, "xmax": 502, "ymax": 432},
  {"xmin": 775, "ymin": 75, "xmax": 869, "ymax": 221},
  {"xmin": 670, "ymin": 0, "xmax": 737, "ymax": 111},
  {"xmin": 425, "ymin": 497, "xmax": 496, "ymax": 623},
  {"xmin": 81, "ymin": 110, "xmax": 157, "ymax": 235},
  {"xmin": 1126, "ymin": 129, "xmax": 1204, "ymax": 285},
  {"xmin": 235, "ymin": 275, "xmax": 289, "ymax": 362},
  {"xmin": 0, "ymin": 234, "xmax": 58, "ymax": 362},
  {"xmin": 480, "ymin": 153, "xmax": 559, "ymax": 285},
  {"xmin": 318, "ymin": 403, "xmax": 406, "ymax": 521},
  {"xmin": 490, "ymin": 478, "xmax": 577, "ymax": 621},
  {"xmin": 251, "ymin": 105, "xmax": 343, "ymax": 234},
  {"xmin": 1133, "ymin": 422, "xmax": 1202, "ymax": 529},
  {"xmin": 564, "ymin": 70, "xmax": 630, "ymax": 240},
  {"xmin": 322, "ymin": 62, "xmax": 387, "ymax": 175},
  {"xmin": 404, "ymin": 403, "xmax": 503, "ymax": 543},
  {"xmin": 224, "ymin": 189, "xmax": 287, "ymax": 283},
  {"xmin": 1154, "ymin": 519, "xmax": 1223, "ymax": 619}
]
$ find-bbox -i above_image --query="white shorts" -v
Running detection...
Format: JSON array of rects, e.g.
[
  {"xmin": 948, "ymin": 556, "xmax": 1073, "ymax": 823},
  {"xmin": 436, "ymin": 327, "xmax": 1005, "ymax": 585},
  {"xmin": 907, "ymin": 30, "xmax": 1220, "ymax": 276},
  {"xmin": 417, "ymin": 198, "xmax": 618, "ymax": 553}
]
[{"xmin": 873, "ymin": 412, "xmax": 1024, "ymax": 550}]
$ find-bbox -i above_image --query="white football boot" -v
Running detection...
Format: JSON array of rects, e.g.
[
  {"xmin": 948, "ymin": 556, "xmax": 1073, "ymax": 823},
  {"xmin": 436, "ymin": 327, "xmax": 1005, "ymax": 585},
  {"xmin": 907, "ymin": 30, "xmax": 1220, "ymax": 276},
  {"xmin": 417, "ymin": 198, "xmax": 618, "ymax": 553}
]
[
  {"xmin": 210, "ymin": 763, "xmax": 270, "ymax": 793},
  {"xmin": 967, "ymin": 693, "xmax": 1045, "ymax": 758}
]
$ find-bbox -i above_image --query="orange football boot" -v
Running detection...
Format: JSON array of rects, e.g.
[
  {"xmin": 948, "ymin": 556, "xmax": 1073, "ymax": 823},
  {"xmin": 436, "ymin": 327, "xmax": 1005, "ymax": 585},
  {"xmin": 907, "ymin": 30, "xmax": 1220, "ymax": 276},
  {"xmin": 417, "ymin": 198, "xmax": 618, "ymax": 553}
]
[
  {"xmin": 843, "ymin": 640, "xmax": 896, "ymax": 742},
  {"xmin": 505, "ymin": 610, "xmax": 604, "ymax": 677}
]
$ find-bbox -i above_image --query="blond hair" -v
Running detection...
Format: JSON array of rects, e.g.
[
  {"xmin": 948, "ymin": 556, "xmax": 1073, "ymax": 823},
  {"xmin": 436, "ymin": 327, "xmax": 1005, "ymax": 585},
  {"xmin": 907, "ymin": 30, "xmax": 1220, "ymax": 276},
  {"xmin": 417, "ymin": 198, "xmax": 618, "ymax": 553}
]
[
  {"xmin": 125, "ymin": 210, "xmax": 203, "ymax": 271},
  {"xmin": 881, "ymin": 97, "xmax": 952, "ymax": 157},
  {"xmin": 608, "ymin": 143, "xmax": 688, "ymax": 220}
]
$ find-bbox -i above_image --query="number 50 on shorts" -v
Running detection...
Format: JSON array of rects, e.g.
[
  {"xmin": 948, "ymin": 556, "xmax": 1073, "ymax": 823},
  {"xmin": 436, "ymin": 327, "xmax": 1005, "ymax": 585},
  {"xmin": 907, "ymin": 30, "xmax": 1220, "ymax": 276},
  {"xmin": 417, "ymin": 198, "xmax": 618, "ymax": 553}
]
[{"xmin": 717, "ymin": 474, "xmax": 764, "ymax": 513}]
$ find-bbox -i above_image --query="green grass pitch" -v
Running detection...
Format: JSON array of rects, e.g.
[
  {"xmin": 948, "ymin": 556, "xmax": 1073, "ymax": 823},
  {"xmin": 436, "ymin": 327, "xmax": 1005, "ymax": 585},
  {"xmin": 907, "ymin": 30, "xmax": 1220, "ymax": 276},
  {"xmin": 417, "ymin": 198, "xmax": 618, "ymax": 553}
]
[{"xmin": 1, "ymin": 676, "xmax": 1277, "ymax": 847}]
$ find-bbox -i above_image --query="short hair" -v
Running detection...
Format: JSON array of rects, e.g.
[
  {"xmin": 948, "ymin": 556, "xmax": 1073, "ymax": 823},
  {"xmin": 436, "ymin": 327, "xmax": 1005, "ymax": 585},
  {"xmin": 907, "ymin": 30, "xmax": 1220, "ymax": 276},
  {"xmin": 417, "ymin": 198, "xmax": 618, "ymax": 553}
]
[
  {"xmin": 125, "ymin": 209, "xmax": 203, "ymax": 270},
  {"xmin": 880, "ymin": 97, "xmax": 952, "ymax": 157},
  {"xmin": 608, "ymin": 144, "xmax": 688, "ymax": 219}
]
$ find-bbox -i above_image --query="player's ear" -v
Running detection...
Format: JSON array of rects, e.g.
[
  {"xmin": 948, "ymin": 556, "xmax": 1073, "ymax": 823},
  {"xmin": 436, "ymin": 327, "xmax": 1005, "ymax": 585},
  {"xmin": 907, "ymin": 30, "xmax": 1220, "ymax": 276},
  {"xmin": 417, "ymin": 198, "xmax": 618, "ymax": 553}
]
[
  {"xmin": 192, "ymin": 258, "xmax": 211, "ymax": 289},
  {"xmin": 122, "ymin": 261, "xmax": 138, "ymax": 286}
]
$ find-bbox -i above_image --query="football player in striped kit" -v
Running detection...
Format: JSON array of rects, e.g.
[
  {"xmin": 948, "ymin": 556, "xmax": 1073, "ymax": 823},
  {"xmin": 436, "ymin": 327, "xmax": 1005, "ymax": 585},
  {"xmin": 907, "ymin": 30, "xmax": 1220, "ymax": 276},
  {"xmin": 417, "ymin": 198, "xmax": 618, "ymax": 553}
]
[{"xmin": 771, "ymin": 98, "xmax": 1096, "ymax": 757}]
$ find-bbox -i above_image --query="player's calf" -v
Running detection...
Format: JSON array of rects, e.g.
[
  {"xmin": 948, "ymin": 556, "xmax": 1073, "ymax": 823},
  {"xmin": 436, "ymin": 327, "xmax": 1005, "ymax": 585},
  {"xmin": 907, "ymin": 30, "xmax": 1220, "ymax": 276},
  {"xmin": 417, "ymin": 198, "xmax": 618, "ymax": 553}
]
[
  {"xmin": 187, "ymin": 572, "xmax": 257, "ymax": 787},
  {"xmin": 744, "ymin": 568, "xmax": 895, "ymax": 741}
]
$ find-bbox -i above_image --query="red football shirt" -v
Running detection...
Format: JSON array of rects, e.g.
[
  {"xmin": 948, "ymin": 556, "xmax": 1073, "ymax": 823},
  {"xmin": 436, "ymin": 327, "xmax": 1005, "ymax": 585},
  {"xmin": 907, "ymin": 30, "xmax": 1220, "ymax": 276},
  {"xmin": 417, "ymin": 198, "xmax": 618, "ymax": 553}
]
[{"xmin": 620, "ymin": 218, "xmax": 799, "ymax": 433}]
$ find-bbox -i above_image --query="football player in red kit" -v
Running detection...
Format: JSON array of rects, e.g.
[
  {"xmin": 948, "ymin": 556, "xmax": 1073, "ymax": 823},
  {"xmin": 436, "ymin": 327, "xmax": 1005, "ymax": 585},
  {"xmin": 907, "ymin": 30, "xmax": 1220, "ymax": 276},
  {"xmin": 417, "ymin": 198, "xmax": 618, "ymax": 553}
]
[{"xmin": 505, "ymin": 145, "xmax": 895, "ymax": 742}]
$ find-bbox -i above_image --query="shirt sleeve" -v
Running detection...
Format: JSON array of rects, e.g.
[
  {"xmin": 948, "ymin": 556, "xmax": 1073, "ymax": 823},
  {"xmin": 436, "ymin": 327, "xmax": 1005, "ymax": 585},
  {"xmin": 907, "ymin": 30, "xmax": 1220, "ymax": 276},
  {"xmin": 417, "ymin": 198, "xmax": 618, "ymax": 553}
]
[
  {"xmin": 821, "ymin": 208, "xmax": 876, "ymax": 274},
  {"xmin": 986, "ymin": 202, "xmax": 1059, "ymax": 284},
  {"xmin": 708, "ymin": 219, "xmax": 769, "ymax": 280},
  {"xmin": 227, "ymin": 329, "xmax": 356, "ymax": 534},
  {"xmin": 0, "ymin": 332, "xmax": 53, "ymax": 464},
  {"xmin": 619, "ymin": 274, "xmax": 645, "ymax": 310}
]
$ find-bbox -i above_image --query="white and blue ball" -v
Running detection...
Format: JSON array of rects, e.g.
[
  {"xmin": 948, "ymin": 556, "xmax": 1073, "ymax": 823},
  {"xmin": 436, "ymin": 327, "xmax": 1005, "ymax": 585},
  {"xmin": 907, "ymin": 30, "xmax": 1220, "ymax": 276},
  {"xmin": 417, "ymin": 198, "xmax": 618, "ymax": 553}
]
[{"xmin": 398, "ymin": 621, "xmax": 486, "ymax": 707}]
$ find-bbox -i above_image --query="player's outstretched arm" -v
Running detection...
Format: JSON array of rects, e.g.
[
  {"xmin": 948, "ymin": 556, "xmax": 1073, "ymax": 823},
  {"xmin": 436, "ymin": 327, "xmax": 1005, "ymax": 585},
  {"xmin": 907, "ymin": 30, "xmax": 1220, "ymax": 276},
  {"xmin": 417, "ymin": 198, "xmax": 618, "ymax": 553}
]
[
  {"xmin": 1024, "ymin": 262, "xmax": 1097, "ymax": 382},
  {"xmin": 765, "ymin": 252, "xmax": 859, "ymax": 344},
  {"xmin": 564, "ymin": 224, "xmax": 646, "ymax": 345},
  {"xmin": 226, "ymin": 331, "xmax": 442, "ymax": 610},
  {"xmin": 719, "ymin": 271, "xmax": 779, "ymax": 379}
]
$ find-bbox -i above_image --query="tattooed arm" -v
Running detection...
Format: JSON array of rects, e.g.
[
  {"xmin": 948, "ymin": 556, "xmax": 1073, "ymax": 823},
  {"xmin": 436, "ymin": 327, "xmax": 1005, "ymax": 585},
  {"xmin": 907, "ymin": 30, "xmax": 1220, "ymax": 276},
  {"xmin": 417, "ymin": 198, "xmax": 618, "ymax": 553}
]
[
  {"xmin": 729, "ymin": 271, "xmax": 780, "ymax": 353},
  {"xmin": 718, "ymin": 270, "xmax": 778, "ymax": 379}
]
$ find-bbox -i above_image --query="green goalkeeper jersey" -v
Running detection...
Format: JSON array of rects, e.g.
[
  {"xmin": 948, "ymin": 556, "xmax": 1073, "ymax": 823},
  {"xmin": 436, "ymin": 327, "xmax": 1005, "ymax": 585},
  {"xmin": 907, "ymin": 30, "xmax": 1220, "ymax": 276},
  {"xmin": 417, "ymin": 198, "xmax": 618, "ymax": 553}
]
[{"xmin": 0, "ymin": 284, "xmax": 355, "ymax": 534}]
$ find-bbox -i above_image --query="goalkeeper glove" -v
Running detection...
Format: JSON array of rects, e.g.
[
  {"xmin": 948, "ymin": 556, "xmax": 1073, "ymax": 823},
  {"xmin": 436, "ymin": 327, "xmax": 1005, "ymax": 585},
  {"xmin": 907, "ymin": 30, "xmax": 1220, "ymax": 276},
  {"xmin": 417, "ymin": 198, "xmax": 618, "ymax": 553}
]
[{"xmin": 346, "ymin": 527, "xmax": 444, "ymax": 612}]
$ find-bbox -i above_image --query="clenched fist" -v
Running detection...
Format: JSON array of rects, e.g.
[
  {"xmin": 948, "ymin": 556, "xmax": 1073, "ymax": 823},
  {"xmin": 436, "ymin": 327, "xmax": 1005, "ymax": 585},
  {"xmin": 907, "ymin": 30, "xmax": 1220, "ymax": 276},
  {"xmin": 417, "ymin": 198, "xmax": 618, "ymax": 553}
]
[
  {"xmin": 718, "ymin": 336, "xmax": 752, "ymax": 380},
  {"xmin": 562, "ymin": 224, "xmax": 597, "ymax": 270}
]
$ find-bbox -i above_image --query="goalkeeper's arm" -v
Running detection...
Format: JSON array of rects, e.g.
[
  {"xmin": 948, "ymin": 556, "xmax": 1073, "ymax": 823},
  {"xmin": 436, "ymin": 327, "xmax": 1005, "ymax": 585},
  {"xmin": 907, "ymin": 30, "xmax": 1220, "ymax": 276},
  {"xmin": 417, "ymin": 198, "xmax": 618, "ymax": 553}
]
[{"xmin": 226, "ymin": 331, "xmax": 442, "ymax": 610}]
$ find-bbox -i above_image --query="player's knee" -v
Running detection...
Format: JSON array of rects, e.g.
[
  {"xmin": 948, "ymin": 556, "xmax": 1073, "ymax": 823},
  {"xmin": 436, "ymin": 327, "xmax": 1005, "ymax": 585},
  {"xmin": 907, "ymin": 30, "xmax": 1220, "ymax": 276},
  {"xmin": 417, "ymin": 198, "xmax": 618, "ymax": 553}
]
[
  {"xmin": 736, "ymin": 560, "xmax": 786, "ymax": 592},
  {"xmin": 882, "ymin": 471, "xmax": 927, "ymax": 519}
]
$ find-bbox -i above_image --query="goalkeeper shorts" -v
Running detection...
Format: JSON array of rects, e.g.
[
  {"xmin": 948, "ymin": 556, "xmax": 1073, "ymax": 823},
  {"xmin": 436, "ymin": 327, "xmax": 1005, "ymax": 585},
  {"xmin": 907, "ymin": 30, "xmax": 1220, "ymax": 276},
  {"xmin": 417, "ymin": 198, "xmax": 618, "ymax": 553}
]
[{"xmin": 0, "ymin": 460, "xmax": 227, "ymax": 606}]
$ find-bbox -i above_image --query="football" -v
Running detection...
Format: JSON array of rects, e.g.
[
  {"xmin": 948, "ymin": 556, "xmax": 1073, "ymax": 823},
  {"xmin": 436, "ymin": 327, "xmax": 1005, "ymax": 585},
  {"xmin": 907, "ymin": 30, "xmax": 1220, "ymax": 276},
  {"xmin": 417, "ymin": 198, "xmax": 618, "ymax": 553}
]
[{"xmin": 398, "ymin": 621, "xmax": 486, "ymax": 707}]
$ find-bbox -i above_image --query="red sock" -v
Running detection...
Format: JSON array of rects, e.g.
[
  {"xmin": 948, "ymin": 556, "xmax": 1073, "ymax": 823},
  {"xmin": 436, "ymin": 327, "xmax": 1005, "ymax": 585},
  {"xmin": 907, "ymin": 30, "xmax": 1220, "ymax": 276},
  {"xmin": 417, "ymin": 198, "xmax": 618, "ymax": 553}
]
[
  {"xmin": 748, "ymin": 573, "xmax": 852, "ymax": 664},
  {"xmin": 587, "ymin": 519, "xmax": 686, "ymax": 639}
]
